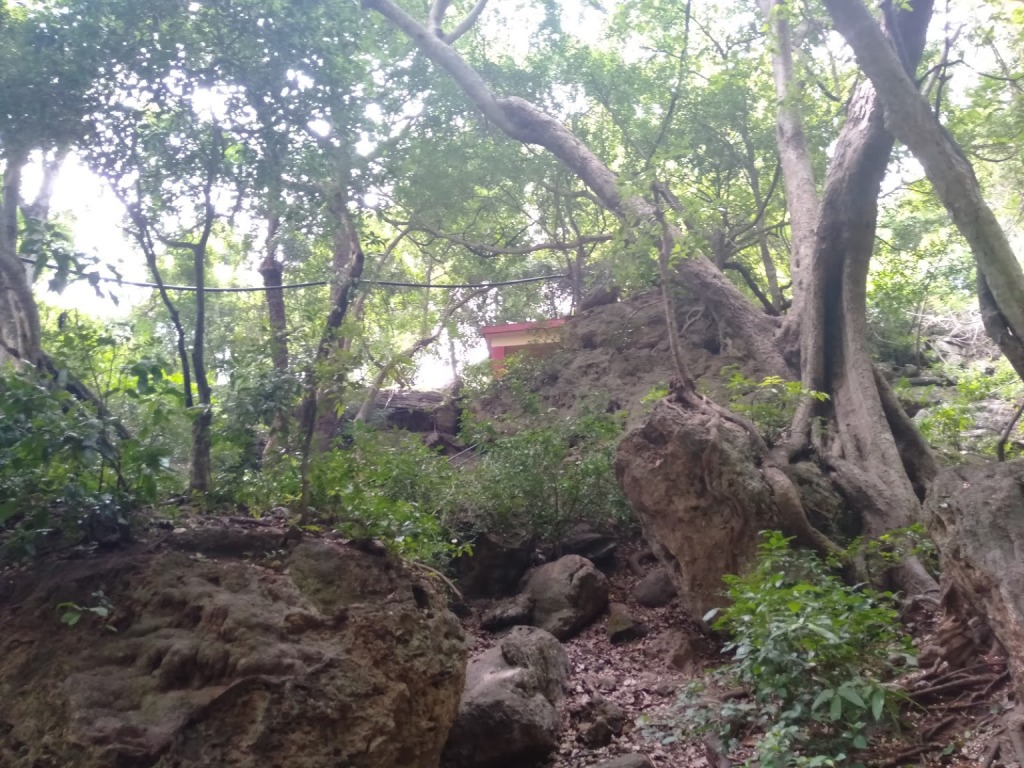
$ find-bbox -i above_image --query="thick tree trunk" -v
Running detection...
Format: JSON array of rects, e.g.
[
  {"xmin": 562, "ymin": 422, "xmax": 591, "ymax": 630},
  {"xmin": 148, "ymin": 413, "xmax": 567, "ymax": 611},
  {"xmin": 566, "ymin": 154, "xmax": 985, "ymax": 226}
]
[
  {"xmin": 754, "ymin": 0, "xmax": 939, "ymax": 596},
  {"xmin": 0, "ymin": 153, "xmax": 43, "ymax": 367},
  {"xmin": 824, "ymin": 0, "xmax": 1024, "ymax": 383},
  {"xmin": 759, "ymin": 0, "xmax": 820, "ymax": 356}
]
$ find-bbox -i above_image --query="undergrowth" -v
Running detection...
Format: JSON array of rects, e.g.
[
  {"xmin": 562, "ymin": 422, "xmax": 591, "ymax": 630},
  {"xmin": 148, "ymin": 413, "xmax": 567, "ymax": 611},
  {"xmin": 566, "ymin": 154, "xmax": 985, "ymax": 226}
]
[{"xmin": 643, "ymin": 532, "xmax": 916, "ymax": 767}]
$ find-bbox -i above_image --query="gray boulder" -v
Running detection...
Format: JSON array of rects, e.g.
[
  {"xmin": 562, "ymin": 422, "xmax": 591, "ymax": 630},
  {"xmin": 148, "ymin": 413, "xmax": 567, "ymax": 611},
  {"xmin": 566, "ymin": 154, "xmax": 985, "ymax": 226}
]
[
  {"xmin": 525, "ymin": 555, "xmax": 609, "ymax": 640},
  {"xmin": 632, "ymin": 566, "xmax": 677, "ymax": 607},
  {"xmin": 443, "ymin": 626, "xmax": 570, "ymax": 768},
  {"xmin": 480, "ymin": 592, "xmax": 534, "ymax": 632}
]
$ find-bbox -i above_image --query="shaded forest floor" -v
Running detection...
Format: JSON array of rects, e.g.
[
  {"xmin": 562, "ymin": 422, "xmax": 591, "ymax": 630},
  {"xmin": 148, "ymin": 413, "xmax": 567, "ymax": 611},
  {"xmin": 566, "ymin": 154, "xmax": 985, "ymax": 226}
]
[{"xmin": 463, "ymin": 539, "xmax": 1012, "ymax": 768}]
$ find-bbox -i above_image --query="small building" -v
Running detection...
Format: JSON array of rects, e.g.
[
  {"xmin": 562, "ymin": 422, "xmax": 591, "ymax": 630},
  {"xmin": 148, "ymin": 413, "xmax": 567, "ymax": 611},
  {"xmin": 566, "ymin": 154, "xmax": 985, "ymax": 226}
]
[{"xmin": 481, "ymin": 318, "xmax": 566, "ymax": 369}]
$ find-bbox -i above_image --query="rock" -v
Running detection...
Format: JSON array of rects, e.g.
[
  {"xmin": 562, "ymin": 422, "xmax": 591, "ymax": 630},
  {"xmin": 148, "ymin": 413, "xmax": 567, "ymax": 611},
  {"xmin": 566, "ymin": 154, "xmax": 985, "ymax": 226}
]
[
  {"xmin": 926, "ymin": 461, "xmax": 1024, "ymax": 702},
  {"xmin": 455, "ymin": 533, "xmax": 536, "ymax": 598},
  {"xmin": 647, "ymin": 629, "xmax": 701, "ymax": 673},
  {"xmin": 480, "ymin": 593, "xmax": 534, "ymax": 632},
  {"xmin": 558, "ymin": 524, "xmax": 617, "ymax": 567},
  {"xmin": 590, "ymin": 754, "xmax": 656, "ymax": 768},
  {"xmin": 616, "ymin": 400, "xmax": 780, "ymax": 618},
  {"xmin": 525, "ymin": 555, "xmax": 610, "ymax": 640},
  {"xmin": 575, "ymin": 696, "xmax": 629, "ymax": 747},
  {"xmin": 606, "ymin": 602, "xmax": 648, "ymax": 644},
  {"xmin": 443, "ymin": 626, "xmax": 570, "ymax": 767},
  {"xmin": 632, "ymin": 567, "xmax": 677, "ymax": 607},
  {"xmin": 0, "ymin": 533, "xmax": 466, "ymax": 768}
]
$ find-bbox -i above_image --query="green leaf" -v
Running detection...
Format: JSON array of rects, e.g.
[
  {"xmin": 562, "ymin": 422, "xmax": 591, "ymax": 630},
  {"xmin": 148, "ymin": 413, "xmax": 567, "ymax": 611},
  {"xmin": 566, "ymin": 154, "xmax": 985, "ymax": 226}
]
[
  {"xmin": 829, "ymin": 693, "xmax": 843, "ymax": 721},
  {"xmin": 870, "ymin": 688, "xmax": 885, "ymax": 721},
  {"xmin": 837, "ymin": 683, "xmax": 865, "ymax": 708}
]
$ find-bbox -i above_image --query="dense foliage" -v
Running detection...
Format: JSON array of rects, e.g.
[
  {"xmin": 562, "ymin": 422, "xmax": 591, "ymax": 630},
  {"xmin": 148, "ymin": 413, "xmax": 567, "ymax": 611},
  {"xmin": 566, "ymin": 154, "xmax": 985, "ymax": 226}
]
[{"xmin": 647, "ymin": 533, "xmax": 913, "ymax": 767}]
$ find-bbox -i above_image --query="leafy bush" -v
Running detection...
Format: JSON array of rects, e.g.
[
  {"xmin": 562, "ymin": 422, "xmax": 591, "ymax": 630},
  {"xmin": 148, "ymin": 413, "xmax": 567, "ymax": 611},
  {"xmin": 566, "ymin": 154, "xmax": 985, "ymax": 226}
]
[
  {"xmin": 458, "ymin": 407, "xmax": 632, "ymax": 542},
  {"xmin": 307, "ymin": 426, "xmax": 461, "ymax": 565},
  {"xmin": 647, "ymin": 532, "xmax": 914, "ymax": 767},
  {"xmin": 0, "ymin": 367, "xmax": 166, "ymax": 553}
]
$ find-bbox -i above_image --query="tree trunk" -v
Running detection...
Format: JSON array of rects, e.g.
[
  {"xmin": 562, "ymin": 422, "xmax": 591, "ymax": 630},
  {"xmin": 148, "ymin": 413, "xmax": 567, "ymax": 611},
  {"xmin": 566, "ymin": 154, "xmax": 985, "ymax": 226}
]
[
  {"xmin": 0, "ymin": 152, "xmax": 43, "ymax": 367},
  {"xmin": 759, "ymin": 0, "xmax": 820, "ymax": 356},
  {"xmin": 824, "ymin": 0, "xmax": 1024, "ymax": 383},
  {"xmin": 780, "ymin": 0, "xmax": 936, "ymax": 595}
]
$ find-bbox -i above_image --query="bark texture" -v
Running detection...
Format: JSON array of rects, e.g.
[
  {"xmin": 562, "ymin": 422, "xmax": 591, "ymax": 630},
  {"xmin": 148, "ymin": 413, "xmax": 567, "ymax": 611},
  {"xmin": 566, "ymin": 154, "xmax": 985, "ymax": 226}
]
[
  {"xmin": 926, "ymin": 461, "xmax": 1024, "ymax": 702},
  {"xmin": 824, "ymin": 0, "xmax": 1024, "ymax": 380},
  {"xmin": 0, "ymin": 153, "xmax": 43, "ymax": 367}
]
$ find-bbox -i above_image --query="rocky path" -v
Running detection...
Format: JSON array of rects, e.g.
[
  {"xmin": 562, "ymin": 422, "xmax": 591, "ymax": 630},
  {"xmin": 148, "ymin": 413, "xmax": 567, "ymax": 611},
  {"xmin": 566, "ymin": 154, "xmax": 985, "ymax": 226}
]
[{"xmin": 460, "ymin": 540, "xmax": 1012, "ymax": 768}]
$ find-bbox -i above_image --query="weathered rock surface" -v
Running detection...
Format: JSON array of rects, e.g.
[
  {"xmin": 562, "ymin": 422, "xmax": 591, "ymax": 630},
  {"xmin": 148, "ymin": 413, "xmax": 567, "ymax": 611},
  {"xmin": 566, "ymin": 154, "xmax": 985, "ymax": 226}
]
[
  {"xmin": 525, "ymin": 555, "xmax": 610, "ymax": 640},
  {"xmin": 631, "ymin": 567, "xmax": 677, "ymax": 607},
  {"xmin": 0, "ymin": 530, "xmax": 467, "ymax": 768},
  {"xmin": 574, "ymin": 696, "xmax": 629, "ymax": 747},
  {"xmin": 455, "ymin": 533, "xmax": 536, "ymax": 598},
  {"xmin": 480, "ymin": 592, "xmax": 534, "ymax": 632},
  {"xmin": 443, "ymin": 626, "xmax": 569, "ymax": 767},
  {"xmin": 615, "ymin": 400, "xmax": 780, "ymax": 618},
  {"xmin": 926, "ymin": 460, "xmax": 1024, "ymax": 701},
  {"xmin": 606, "ymin": 602, "xmax": 648, "ymax": 644}
]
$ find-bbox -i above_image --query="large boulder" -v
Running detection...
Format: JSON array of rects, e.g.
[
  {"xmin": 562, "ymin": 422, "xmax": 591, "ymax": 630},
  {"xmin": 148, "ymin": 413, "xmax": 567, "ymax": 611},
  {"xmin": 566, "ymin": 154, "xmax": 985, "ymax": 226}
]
[
  {"xmin": 0, "ymin": 529, "xmax": 467, "ymax": 768},
  {"xmin": 525, "ymin": 554, "xmax": 609, "ymax": 640},
  {"xmin": 926, "ymin": 460, "xmax": 1024, "ymax": 701},
  {"xmin": 615, "ymin": 401, "xmax": 780, "ymax": 618},
  {"xmin": 443, "ymin": 626, "xmax": 570, "ymax": 767}
]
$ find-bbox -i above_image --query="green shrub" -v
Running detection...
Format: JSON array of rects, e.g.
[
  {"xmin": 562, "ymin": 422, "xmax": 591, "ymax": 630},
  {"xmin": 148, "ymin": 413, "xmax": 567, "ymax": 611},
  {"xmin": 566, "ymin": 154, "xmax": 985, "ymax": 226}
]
[
  {"xmin": 458, "ymin": 408, "xmax": 632, "ymax": 542},
  {"xmin": 646, "ymin": 532, "xmax": 914, "ymax": 767},
  {"xmin": 308, "ymin": 426, "xmax": 462, "ymax": 565},
  {"xmin": 0, "ymin": 367, "xmax": 167, "ymax": 553}
]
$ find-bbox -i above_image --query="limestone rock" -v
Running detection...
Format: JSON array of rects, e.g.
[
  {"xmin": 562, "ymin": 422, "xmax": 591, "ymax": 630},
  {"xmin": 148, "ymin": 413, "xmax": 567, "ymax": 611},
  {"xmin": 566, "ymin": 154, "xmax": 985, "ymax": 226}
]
[
  {"xmin": 606, "ymin": 602, "xmax": 648, "ymax": 644},
  {"xmin": 615, "ymin": 400, "xmax": 780, "ymax": 618},
  {"xmin": 558, "ymin": 524, "xmax": 618, "ymax": 567},
  {"xmin": 443, "ymin": 626, "xmax": 570, "ymax": 767},
  {"xmin": 575, "ymin": 696, "xmax": 629, "ymax": 747},
  {"xmin": 525, "ymin": 555, "xmax": 609, "ymax": 640},
  {"xmin": 0, "ymin": 533, "xmax": 466, "ymax": 768},
  {"xmin": 646, "ymin": 629, "xmax": 701, "ymax": 673},
  {"xmin": 926, "ymin": 461, "xmax": 1024, "ymax": 701},
  {"xmin": 631, "ymin": 567, "xmax": 677, "ymax": 607},
  {"xmin": 480, "ymin": 592, "xmax": 534, "ymax": 632}
]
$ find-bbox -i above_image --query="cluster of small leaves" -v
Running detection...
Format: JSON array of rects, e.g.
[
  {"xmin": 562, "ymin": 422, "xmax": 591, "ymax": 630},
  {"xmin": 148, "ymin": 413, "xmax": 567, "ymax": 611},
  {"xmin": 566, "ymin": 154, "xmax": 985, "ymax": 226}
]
[
  {"xmin": 0, "ymin": 367, "xmax": 169, "ymax": 555},
  {"xmin": 646, "ymin": 533, "xmax": 913, "ymax": 767},
  {"xmin": 309, "ymin": 426, "xmax": 462, "ymax": 566},
  {"xmin": 58, "ymin": 590, "xmax": 117, "ymax": 632},
  {"xmin": 722, "ymin": 367, "xmax": 829, "ymax": 445},
  {"xmin": 458, "ymin": 405, "xmax": 632, "ymax": 543}
]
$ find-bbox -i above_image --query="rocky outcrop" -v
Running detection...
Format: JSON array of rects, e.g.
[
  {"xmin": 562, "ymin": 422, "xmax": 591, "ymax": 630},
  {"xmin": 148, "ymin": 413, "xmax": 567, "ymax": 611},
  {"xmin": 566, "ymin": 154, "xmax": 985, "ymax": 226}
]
[
  {"xmin": 926, "ymin": 460, "xmax": 1024, "ymax": 701},
  {"xmin": 0, "ymin": 529, "xmax": 467, "ymax": 768},
  {"xmin": 525, "ymin": 555, "xmax": 609, "ymax": 640},
  {"xmin": 606, "ymin": 602, "xmax": 648, "ymax": 644},
  {"xmin": 443, "ymin": 626, "xmax": 569, "ymax": 767},
  {"xmin": 615, "ymin": 401, "xmax": 780, "ymax": 619}
]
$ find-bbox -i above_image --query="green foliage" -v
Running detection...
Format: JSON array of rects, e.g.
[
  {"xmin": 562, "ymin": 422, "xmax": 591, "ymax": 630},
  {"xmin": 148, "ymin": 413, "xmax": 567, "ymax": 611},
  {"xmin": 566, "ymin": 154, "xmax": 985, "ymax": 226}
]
[
  {"xmin": 0, "ymin": 366, "xmax": 168, "ymax": 553},
  {"xmin": 648, "ymin": 533, "xmax": 913, "ymax": 767},
  {"xmin": 308, "ymin": 426, "xmax": 462, "ymax": 564},
  {"xmin": 723, "ymin": 367, "xmax": 829, "ymax": 445},
  {"xmin": 459, "ymin": 406, "xmax": 632, "ymax": 542}
]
